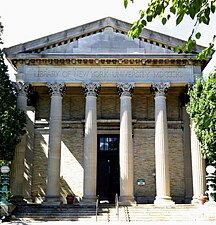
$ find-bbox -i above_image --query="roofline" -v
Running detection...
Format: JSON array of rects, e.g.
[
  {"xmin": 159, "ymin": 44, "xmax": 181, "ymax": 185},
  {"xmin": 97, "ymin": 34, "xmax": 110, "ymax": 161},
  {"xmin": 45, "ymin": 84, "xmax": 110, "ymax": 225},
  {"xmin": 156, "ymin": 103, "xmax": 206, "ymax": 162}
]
[{"xmin": 4, "ymin": 17, "xmax": 206, "ymax": 56}]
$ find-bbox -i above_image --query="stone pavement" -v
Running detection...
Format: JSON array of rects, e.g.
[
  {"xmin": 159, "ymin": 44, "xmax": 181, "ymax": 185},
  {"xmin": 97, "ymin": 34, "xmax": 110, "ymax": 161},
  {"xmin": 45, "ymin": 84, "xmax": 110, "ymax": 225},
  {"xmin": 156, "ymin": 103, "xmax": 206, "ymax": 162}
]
[{"xmin": 2, "ymin": 221, "xmax": 216, "ymax": 225}]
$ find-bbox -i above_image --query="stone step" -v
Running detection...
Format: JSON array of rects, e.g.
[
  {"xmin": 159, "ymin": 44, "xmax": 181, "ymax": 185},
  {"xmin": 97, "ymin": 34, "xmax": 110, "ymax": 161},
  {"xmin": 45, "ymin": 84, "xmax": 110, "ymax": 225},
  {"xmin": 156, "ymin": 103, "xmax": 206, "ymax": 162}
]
[{"xmin": 11, "ymin": 204, "xmax": 216, "ymax": 222}]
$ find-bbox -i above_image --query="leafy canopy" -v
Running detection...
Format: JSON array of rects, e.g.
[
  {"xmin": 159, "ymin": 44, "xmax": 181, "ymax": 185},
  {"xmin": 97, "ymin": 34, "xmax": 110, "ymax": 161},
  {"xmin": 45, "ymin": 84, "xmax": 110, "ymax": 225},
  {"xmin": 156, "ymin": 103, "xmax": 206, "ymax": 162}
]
[
  {"xmin": 124, "ymin": 0, "xmax": 216, "ymax": 59},
  {"xmin": 0, "ymin": 20, "xmax": 26, "ymax": 163},
  {"xmin": 187, "ymin": 71, "xmax": 216, "ymax": 165}
]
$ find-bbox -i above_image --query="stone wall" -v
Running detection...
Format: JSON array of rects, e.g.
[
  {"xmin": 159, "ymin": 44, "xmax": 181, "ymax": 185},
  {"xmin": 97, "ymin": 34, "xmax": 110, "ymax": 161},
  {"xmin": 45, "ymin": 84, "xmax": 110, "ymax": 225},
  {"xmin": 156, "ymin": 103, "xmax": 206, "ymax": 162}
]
[
  {"xmin": 133, "ymin": 129, "xmax": 155, "ymax": 203},
  {"xmin": 30, "ymin": 86, "xmax": 188, "ymax": 203}
]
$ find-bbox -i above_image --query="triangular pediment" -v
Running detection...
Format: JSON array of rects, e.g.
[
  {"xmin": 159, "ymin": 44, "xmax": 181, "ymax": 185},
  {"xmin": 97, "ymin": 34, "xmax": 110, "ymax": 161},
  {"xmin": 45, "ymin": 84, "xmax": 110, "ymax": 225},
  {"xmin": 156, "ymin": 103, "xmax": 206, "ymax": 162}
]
[
  {"xmin": 4, "ymin": 17, "xmax": 205, "ymax": 57},
  {"xmin": 36, "ymin": 27, "xmax": 173, "ymax": 54}
]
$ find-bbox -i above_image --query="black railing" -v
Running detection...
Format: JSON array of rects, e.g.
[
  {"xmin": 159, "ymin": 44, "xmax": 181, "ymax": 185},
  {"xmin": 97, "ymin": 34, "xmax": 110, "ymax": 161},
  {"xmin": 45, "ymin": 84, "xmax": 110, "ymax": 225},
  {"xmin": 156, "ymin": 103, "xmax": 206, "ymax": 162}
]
[
  {"xmin": 96, "ymin": 195, "xmax": 99, "ymax": 221},
  {"xmin": 115, "ymin": 193, "xmax": 119, "ymax": 221}
]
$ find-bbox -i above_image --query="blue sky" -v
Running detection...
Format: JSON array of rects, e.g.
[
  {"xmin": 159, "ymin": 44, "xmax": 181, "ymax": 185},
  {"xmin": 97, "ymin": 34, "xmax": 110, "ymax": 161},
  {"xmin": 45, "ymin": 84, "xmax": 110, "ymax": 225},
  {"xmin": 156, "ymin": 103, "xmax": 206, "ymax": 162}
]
[{"xmin": 1, "ymin": 0, "xmax": 215, "ymax": 76}]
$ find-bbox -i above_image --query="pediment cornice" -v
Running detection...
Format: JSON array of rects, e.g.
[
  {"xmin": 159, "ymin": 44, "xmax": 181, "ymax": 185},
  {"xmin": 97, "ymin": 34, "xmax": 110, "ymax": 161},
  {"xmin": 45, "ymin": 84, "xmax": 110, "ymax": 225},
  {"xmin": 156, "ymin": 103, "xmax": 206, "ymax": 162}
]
[{"xmin": 4, "ymin": 17, "xmax": 205, "ymax": 57}]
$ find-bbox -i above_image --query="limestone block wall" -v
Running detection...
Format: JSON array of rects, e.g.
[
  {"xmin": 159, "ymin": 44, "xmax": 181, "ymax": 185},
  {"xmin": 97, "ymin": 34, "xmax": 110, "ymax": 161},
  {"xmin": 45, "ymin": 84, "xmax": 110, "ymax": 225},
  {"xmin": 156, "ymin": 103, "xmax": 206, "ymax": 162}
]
[
  {"xmin": 62, "ymin": 95, "xmax": 85, "ymax": 120},
  {"xmin": 30, "ymin": 86, "xmax": 187, "ymax": 203},
  {"xmin": 133, "ymin": 128, "xmax": 185, "ymax": 203},
  {"xmin": 97, "ymin": 95, "xmax": 120, "ymax": 119},
  {"xmin": 60, "ymin": 126, "xmax": 84, "ymax": 202},
  {"xmin": 169, "ymin": 130, "xmax": 185, "ymax": 201},
  {"xmin": 32, "ymin": 130, "xmax": 49, "ymax": 202},
  {"xmin": 133, "ymin": 129, "xmax": 155, "ymax": 203},
  {"xmin": 23, "ymin": 107, "xmax": 35, "ymax": 201},
  {"xmin": 32, "ymin": 124, "xmax": 84, "ymax": 203}
]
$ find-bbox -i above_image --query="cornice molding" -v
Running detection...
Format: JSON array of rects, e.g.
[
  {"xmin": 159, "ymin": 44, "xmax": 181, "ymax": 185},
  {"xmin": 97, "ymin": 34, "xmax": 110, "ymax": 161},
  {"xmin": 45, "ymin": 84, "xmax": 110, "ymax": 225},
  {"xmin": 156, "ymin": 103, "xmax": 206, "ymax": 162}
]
[{"xmin": 9, "ymin": 57, "xmax": 205, "ymax": 68}]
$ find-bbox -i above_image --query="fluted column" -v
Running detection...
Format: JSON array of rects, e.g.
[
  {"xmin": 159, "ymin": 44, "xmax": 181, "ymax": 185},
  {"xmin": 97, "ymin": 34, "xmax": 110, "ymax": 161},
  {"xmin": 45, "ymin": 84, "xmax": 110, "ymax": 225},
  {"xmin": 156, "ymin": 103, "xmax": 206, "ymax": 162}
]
[
  {"xmin": 11, "ymin": 82, "xmax": 29, "ymax": 203},
  {"xmin": 82, "ymin": 82, "xmax": 100, "ymax": 204},
  {"xmin": 117, "ymin": 82, "xmax": 135, "ymax": 205},
  {"xmin": 190, "ymin": 120, "xmax": 206, "ymax": 204},
  {"xmin": 152, "ymin": 82, "xmax": 174, "ymax": 206},
  {"xmin": 44, "ymin": 82, "xmax": 65, "ymax": 205}
]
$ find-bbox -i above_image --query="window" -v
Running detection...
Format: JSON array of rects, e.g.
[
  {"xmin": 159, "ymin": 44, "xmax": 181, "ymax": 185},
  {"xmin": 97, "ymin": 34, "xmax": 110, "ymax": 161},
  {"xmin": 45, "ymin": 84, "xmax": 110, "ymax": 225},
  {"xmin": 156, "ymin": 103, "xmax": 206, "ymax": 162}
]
[{"xmin": 99, "ymin": 136, "xmax": 119, "ymax": 151}]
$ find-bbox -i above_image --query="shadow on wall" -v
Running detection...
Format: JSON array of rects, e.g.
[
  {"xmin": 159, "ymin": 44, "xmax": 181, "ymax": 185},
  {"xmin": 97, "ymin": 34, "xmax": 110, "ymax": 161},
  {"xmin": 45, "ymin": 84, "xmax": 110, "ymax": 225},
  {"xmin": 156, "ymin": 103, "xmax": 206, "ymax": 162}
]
[
  {"xmin": 31, "ymin": 131, "xmax": 49, "ymax": 203},
  {"xmin": 23, "ymin": 107, "xmax": 35, "ymax": 201},
  {"xmin": 60, "ymin": 129, "xmax": 84, "ymax": 199},
  {"xmin": 31, "ymin": 128, "xmax": 84, "ymax": 203},
  {"xmin": 60, "ymin": 176, "xmax": 74, "ymax": 203}
]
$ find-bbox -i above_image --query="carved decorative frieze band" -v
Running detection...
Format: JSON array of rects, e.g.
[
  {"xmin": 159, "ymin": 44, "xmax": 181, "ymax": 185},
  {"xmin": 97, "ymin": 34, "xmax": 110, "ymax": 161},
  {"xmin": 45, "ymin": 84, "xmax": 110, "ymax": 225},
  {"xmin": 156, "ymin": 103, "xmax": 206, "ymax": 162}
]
[
  {"xmin": 151, "ymin": 82, "xmax": 170, "ymax": 96},
  {"xmin": 82, "ymin": 82, "xmax": 101, "ymax": 97},
  {"xmin": 10, "ymin": 57, "xmax": 203, "ymax": 68},
  {"xmin": 13, "ymin": 81, "xmax": 30, "ymax": 96},
  {"xmin": 46, "ymin": 82, "xmax": 66, "ymax": 96},
  {"xmin": 117, "ymin": 82, "xmax": 134, "ymax": 97}
]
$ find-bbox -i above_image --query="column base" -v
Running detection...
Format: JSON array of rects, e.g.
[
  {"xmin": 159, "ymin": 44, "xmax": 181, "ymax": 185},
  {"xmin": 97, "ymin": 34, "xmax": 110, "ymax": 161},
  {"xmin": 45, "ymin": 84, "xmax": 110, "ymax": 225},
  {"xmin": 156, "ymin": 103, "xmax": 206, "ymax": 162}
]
[
  {"xmin": 43, "ymin": 196, "xmax": 62, "ymax": 205},
  {"xmin": 9, "ymin": 195, "xmax": 27, "ymax": 205},
  {"xmin": 191, "ymin": 197, "xmax": 200, "ymax": 204},
  {"xmin": 0, "ymin": 204, "xmax": 15, "ymax": 217},
  {"xmin": 119, "ymin": 196, "xmax": 136, "ymax": 206},
  {"xmin": 154, "ymin": 196, "xmax": 175, "ymax": 206},
  {"xmin": 80, "ymin": 195, "xmax": 97, "ymax": 206}
]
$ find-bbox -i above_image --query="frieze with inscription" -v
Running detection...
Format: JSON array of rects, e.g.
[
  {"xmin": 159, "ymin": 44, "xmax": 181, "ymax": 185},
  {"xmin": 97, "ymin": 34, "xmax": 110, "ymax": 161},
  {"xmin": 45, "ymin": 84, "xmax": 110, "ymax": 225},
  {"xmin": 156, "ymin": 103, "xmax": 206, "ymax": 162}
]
[{"xmin": 24, "ymin": 66, "xmax": 194, "ymax": 83}]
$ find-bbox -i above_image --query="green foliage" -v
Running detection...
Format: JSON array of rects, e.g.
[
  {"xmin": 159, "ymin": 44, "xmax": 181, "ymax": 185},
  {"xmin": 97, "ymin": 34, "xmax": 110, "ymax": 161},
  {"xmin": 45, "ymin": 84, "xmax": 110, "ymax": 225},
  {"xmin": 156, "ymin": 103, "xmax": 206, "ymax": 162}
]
[
  {"xmin": 0, "ymin": 21, "xmax": 26, "ymax": 162},
  {"xmin": 124, "ymin": 0, "xmax": 216, "ymax": 59},
  {"xmin": 0, "ymin": 20, "xmax": 3, "ymax": 44},
  {"xmin": 186, "ymin": 71, "xmax": 216, "ymax": 165}
]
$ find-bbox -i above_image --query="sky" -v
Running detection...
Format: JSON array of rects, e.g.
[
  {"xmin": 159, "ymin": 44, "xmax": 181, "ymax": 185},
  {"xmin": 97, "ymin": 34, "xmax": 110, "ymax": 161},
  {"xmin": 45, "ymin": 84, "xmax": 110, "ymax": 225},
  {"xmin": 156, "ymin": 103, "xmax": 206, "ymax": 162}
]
[{"xmin": 1, "ymin": 0, "xmax": 216, "ymax": 75}]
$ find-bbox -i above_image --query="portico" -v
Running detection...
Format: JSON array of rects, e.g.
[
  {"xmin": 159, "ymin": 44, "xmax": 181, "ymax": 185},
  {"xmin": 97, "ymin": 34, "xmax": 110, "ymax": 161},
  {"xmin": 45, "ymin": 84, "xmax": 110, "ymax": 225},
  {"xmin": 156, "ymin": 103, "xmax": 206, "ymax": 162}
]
[{"xmin": 4, "ymin": 17, "xmax": 208, "ymax": 206}]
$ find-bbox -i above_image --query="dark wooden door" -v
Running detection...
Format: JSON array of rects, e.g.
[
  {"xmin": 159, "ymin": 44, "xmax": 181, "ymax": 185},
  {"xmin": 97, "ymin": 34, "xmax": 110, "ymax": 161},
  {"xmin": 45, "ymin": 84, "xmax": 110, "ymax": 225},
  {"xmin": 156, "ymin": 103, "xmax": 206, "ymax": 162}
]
[{"xmin": 97, "ymin": 135, "xmax": 120, "ymax": 203}]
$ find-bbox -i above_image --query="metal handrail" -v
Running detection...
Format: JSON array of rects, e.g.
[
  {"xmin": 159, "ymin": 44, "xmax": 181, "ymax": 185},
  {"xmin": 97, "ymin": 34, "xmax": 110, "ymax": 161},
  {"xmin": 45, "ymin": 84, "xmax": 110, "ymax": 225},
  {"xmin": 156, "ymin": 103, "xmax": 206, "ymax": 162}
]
[
  {"xmin": 115, "ymin": 193, "xmax": 119, "ymax": 221},
  {"xmin": 96, "ymin": 195, "xmax": 99, "ymax": 221}
]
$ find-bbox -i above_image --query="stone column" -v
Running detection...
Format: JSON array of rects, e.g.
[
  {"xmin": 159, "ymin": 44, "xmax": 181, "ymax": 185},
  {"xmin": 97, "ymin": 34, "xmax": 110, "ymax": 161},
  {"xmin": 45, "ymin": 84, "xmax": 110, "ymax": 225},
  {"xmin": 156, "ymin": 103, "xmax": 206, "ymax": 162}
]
[
  {"xmin": 10, "ymin": 82, "xmax": 29, "ymax": 204},
  {"xmin": 152, "ymin": 82, "xmax": 174, "ymax": 206},
  {"xmin": 117, "ymin": 82, "xmax": 135, "ymax": 205},
  {"xmin": 44, "ymin": 82, "xmax": 65, "ymax": 205},
  {"xmin": 190, "ymin": 120, "xmax": 206, "ymax": 204},
  {"xmin": 82, "ymin": 82, "xmax": 100, "ymax": 204},
  {"xmin": 182, "ymin": 106, "xmax": 193, "ymax": 203}
]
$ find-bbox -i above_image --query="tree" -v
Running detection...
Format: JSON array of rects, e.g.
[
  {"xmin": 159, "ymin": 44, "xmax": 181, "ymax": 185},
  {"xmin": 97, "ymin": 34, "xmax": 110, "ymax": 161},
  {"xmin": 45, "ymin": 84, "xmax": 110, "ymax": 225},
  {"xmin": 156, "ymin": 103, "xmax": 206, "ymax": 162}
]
[
  {"xmin": 124, "ymin": 0, "xmax": 216, "ymax": 59},
  {"xmin": 186, "ymin": 71, "xmax": 216, "ymax": 165},
  {"xmin": 0, "ymin": 20, "xmax": 26, "ymax": 164}
]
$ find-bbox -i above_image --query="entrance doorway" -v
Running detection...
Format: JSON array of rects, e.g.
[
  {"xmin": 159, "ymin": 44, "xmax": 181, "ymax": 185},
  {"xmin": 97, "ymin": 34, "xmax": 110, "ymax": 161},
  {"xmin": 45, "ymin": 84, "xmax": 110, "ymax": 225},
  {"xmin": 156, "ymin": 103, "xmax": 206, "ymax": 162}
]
[{"xmin": 97, "ymin": 135, "xmax": 120, "ymax": 203}]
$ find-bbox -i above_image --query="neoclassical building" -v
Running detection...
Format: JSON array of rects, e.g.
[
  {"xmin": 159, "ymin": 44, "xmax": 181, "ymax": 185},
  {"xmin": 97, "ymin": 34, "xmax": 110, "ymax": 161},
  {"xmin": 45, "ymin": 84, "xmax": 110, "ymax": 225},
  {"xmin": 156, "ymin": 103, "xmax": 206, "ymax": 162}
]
[{"xmin": 4, "ymin": 17, "xmax": 208, "ymax": 206}]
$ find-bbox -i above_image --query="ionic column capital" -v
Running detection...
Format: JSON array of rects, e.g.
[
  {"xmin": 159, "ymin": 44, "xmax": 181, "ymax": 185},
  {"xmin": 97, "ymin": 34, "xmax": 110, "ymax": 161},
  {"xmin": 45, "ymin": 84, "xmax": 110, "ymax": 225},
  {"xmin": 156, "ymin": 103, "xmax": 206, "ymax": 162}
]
[
  {"xmin": 151, "ymin": 82, "xmax": 170, "ymax": 97},
  {"xmin": 13, "ymin": 81, "xmax": 30, "ymax": 97},
  {"xmin": 47, "ymin": 82, "xmax": 66, "ymax": 96},
  {"xmin": 82, "ymin": 82, "xmax": 100, "ymax": 97},
  {"xmin": 117, "ymin": 82, "xmax": 134, "ymax": 97}
]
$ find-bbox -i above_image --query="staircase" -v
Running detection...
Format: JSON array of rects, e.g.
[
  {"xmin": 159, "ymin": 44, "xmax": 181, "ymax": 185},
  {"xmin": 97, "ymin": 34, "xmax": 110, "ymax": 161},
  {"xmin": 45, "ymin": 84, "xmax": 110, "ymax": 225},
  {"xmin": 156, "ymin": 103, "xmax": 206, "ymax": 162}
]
[
  {"xmin": 11, "ymin": 204, "xmax": 98, "ymax": 222},
  {"xmin": 11, "ymin": 204, "xmax": 216, "ymax": 222}
]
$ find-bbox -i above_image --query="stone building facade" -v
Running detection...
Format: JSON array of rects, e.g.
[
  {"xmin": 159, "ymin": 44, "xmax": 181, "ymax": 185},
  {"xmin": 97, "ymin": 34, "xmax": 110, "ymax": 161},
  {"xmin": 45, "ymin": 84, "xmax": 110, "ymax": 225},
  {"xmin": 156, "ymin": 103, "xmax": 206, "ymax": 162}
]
[{"xmin": 4, "ymin": 17, "xmax": 208, "ymax": 205}]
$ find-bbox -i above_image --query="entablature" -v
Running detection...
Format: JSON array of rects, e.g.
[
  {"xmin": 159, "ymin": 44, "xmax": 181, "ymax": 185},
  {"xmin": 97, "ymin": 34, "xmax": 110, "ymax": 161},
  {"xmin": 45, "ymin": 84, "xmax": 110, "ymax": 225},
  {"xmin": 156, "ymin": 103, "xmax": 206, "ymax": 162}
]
[{"xmin": 9, "ymin": 54, "xmax": 205, "ymax": 68}]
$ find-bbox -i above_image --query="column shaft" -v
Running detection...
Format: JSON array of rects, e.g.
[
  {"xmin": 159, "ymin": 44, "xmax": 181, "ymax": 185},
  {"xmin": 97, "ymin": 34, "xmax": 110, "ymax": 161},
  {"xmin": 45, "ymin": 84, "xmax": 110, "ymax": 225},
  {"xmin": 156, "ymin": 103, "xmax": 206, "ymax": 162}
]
[
  {"xmin": 11, "ymin": 82, "xmax": 29, "ymax": 203},
  {"xmin": 82, "ymin": 82, "xmax": 100, "ymax": 204},
  {"xmin": 182, "ymin": 107, "xmax": 193, "ymax": 203},
  {"xmin": 117, "ymin": 83, "xmax": 135, "ymax": 205},
  {"xmin": 190, "ymin": 120, "xmax": 206, "ymax": 203},
  {"xmin": 44, "ymin": 83, "xmax": 65, "ymax": 204},
  {"xmin": 152, "ymin": 83, "xmax": 174, "ymax": 206}
]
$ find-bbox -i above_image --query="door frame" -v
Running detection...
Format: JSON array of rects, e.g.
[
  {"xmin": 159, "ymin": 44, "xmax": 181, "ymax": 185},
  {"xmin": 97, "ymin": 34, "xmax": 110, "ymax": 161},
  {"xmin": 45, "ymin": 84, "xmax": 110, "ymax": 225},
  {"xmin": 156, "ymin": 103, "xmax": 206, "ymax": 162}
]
[{"xmin": 97, "ymin": 134, "xmax": 120, "ymax": 203}]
